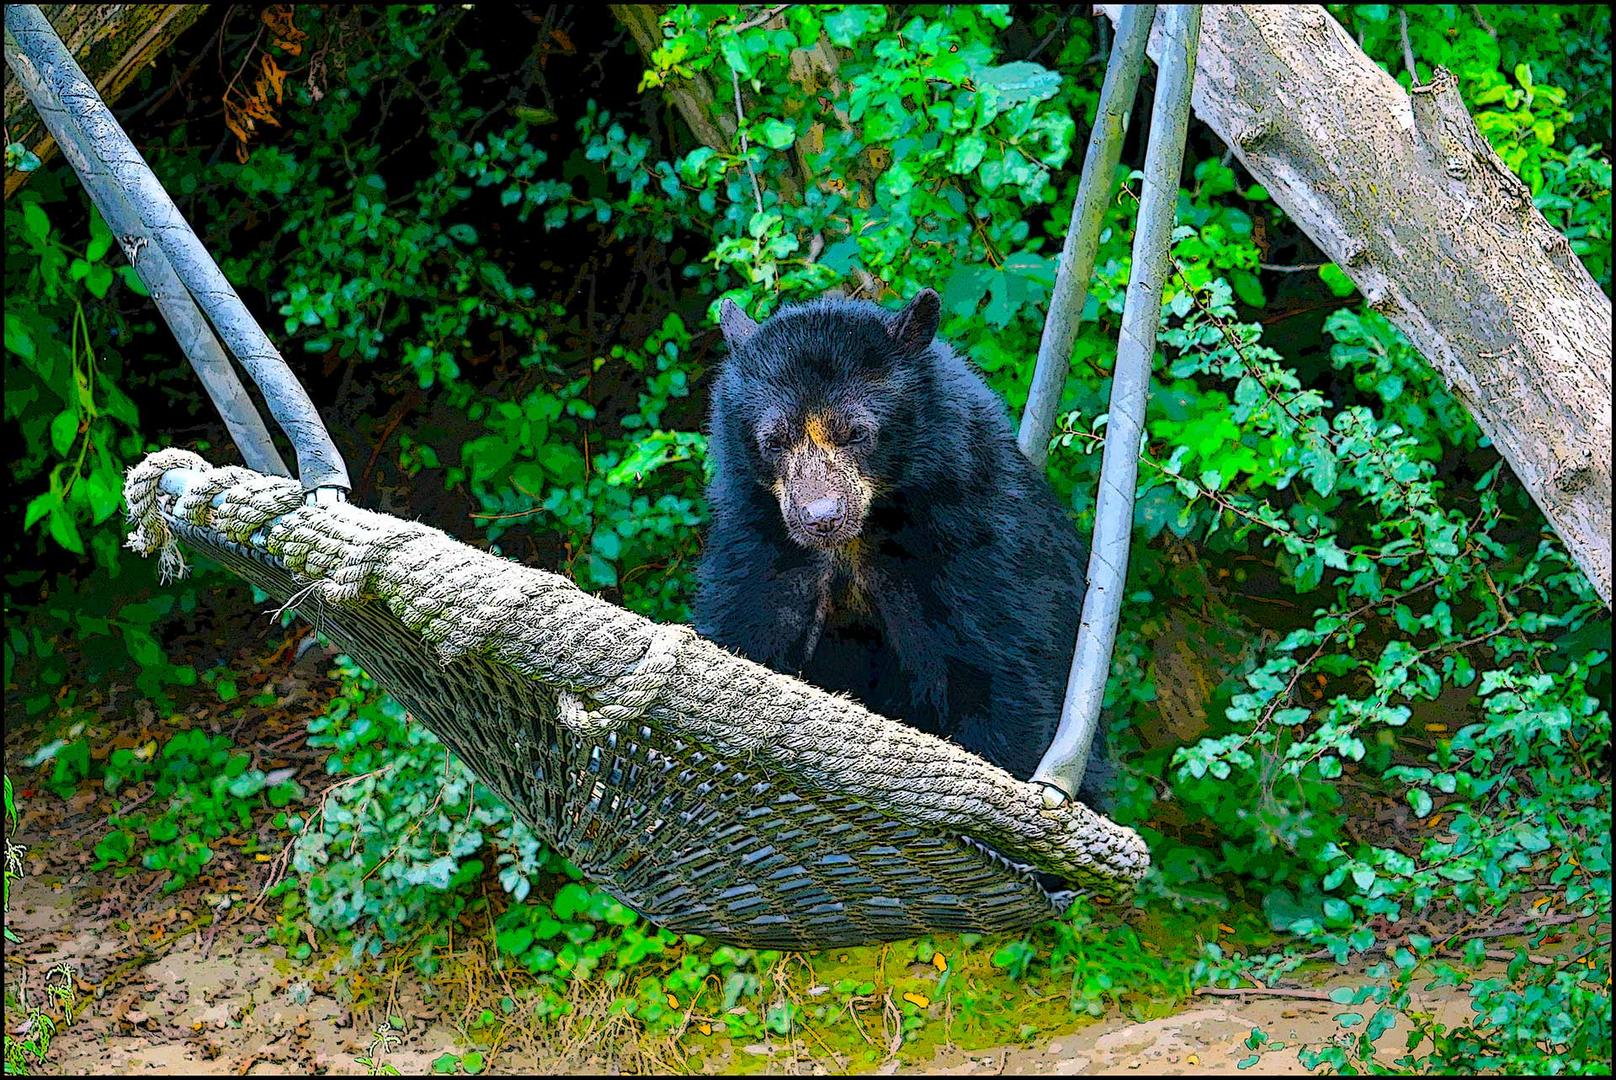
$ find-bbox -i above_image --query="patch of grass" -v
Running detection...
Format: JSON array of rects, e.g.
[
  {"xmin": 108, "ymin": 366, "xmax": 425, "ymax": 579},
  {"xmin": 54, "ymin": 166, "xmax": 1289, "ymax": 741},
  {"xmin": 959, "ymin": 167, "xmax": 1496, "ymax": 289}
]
[{"xmin": 305, "ymin": 895, "xmax": 1214, "ymax": 1075}]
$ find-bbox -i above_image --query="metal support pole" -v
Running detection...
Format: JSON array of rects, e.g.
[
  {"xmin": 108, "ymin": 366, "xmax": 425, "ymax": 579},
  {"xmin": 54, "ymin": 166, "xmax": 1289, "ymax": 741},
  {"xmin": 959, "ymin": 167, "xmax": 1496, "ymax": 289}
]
[
  {"xmin": 1017, "ymin": 4, "xmax": 1156, "ymax": 470},
  {"xmin": 3, "ymin": 25, "xmax": 290, "ymax": 476},
  {"xmin": 1033, "ymin": 5, "xmax": 1202, "ymax": 804},
  {"xmin": 4, "ymin": 4, "xmax": 347, "ymax": 493}
]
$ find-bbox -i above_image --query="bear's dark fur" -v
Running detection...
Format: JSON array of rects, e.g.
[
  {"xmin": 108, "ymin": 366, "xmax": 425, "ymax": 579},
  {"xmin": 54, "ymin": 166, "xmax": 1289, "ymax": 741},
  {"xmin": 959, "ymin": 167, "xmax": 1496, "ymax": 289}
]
[{"xmin": 694, "ymin": 289, "xmax": 1107, "ymax": 797}]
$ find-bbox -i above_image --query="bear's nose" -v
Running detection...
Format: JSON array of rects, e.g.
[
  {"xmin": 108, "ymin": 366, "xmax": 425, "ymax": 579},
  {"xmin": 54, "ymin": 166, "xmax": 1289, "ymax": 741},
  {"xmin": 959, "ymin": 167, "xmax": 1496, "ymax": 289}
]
[{"xmin": 800, "ymin": 498, "xmax": 844, "ymax": 535}]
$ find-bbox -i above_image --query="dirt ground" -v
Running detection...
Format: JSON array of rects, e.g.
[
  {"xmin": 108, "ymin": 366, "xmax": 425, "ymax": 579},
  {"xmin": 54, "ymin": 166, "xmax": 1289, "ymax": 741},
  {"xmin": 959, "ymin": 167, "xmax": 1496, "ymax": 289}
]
[{"xmin": 6, "ymin": 867, "xmax": 1489, "ymax": 1076}]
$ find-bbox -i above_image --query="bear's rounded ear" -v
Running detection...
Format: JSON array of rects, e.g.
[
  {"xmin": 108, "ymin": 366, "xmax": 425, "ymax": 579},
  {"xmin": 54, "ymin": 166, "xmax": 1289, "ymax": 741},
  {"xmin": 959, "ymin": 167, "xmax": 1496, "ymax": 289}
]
[
  {"xmin": 719, "ymin": 298, "xmax": 760, "ymax": 350},
  {"xmin": 887, "ymin": 288, "xmax": 940, "ymax": 352}
]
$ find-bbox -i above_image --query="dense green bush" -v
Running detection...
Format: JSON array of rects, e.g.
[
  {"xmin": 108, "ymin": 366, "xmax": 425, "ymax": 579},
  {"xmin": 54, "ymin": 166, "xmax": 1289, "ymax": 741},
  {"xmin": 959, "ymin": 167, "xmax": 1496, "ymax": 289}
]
[{"xmin": 5, "ymin": 4, "xmax": 1609, "ymax": 1072}]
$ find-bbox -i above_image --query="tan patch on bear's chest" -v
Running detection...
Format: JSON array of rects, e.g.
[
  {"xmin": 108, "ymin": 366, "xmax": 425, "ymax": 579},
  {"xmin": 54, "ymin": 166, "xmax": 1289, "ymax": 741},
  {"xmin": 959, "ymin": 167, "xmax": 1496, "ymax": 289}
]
[{"xmin": 825, "ymin": 538, "xmax": 873, "ymax": 616}]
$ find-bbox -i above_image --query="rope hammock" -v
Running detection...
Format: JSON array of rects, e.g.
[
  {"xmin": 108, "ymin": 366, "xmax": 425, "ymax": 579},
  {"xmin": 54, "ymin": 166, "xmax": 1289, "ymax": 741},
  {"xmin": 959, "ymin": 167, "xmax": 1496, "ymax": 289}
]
[{"xmin": 6, "ymin": 4, "xmax": 1201, "ymax": 949}]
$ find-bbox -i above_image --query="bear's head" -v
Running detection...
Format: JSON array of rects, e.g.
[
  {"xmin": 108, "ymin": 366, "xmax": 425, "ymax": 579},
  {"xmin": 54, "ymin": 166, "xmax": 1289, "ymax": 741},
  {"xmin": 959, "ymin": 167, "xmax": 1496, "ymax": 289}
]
[{"xmin": 711, "ymin": 289, "xmax": 941, "ymax": 550}]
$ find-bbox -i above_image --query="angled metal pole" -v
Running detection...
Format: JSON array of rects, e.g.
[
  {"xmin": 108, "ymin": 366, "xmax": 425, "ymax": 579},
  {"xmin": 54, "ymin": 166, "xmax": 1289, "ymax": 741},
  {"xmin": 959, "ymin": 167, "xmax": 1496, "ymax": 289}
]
[
  {"xmin": 4, "ymin": 17, "xmax": 288, "ymax": 477},
  {"xmin": 1018, "ymin": 4, "xmax": 1156, "ymax": 470},
  {"xmin": 4, "ymin": 4, "xmax": 347, "ymax": 495},
  {"xmin": 4, "ymin": 25, "xmax": 289, "ymax": 477},
  {"xmin": 1034, "ymin": 4, "xmax": 1202, "ymax": 804}
]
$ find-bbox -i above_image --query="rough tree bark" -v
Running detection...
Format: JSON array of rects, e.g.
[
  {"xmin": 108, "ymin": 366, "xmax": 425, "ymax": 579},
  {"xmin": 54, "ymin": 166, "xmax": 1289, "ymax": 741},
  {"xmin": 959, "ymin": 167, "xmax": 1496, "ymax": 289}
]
[
  {"xmin": 608, "ymin": 4, "xmax": 733, "ymax": 151},
  {"xmin": 3, "ymin": 4, "xmax": 208, "ymax": 200},
  {"xmin": 1098, "ymin": 4, "xmax": 1612, "ymax": 605},
  {"xmin": 611, "ymin": 4, "xmax": 833, "ymax": 207}
]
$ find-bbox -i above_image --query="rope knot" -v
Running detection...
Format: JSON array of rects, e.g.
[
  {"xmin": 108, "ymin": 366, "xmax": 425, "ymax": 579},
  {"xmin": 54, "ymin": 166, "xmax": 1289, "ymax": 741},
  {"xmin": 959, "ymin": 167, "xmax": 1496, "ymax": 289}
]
[
  {"xmin": 123, "ymin": 448, "xmax": 211, "ymax": 582},
  {"xmin": 556, "ymin": 623, "xmax": 695, "ymax": 737}
]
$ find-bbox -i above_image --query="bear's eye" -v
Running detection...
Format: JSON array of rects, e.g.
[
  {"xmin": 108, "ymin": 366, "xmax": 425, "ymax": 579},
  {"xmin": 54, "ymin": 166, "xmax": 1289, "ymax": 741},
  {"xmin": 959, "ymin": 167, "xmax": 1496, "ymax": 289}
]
[
  {"xmin": 759, "ymin": 431, "xmax": 788, "ymax": 455},
  {"xmin": 844, "ymin": 425, "xmax": 873, "ymax": 447}
]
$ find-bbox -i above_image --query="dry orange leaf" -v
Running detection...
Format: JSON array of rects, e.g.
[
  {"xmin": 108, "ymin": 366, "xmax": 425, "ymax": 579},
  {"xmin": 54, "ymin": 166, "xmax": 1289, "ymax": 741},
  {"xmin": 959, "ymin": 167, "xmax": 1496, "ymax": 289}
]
[
  {"xmin": 261, "ymin": 56, "xmax": 287, "ymax": 104},
  {"xmin": 902, "ymin": 992, "xmax": 930, "ymax": 1009},
  {"xmin": 666, "ymin": 993, "xmax": 679, "ymax": 1009},
  {"xmin": 932, "ymin": 953, "xmax": 946, "ymax": 972},
  {"xmin": 261, "ymin": 6, "xmax": 307, "ymax": 56},
  {"xmin": 698, "ymin": 1022, "xmax": 713, "ymax": 1036}
]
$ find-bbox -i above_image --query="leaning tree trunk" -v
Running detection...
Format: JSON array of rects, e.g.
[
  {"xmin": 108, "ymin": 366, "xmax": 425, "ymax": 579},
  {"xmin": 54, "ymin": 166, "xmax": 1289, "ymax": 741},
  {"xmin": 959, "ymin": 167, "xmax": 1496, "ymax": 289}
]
[
  {"xmin": 1099, "ymin": 4, "xmax": 1613, "ymax": 605},
  {"xmin": 611, "ymin": 4, "xmax": 834, "ymax": 207},
  {"xmin": 3, "ymin": 4, "xmax": 207, "ymax": 200},
  {"xmin": 609, "ymin": 4, "xmax": 732, "ymax": 151}
]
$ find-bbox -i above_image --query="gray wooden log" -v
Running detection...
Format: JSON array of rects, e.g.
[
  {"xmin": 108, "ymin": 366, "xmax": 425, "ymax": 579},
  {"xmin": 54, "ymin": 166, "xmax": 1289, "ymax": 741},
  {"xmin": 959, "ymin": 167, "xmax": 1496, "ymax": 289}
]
[{"xmin": 1098, "ymin": 4, "xmax": 1613, "ymax": 605}]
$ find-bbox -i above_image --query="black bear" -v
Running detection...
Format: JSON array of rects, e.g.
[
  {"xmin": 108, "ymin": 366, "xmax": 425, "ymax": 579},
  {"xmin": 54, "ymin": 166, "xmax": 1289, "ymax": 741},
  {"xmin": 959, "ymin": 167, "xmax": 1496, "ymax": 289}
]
[{"xmin": 694, "ymin": 288, "xmax": 1108, "ymax": 800}]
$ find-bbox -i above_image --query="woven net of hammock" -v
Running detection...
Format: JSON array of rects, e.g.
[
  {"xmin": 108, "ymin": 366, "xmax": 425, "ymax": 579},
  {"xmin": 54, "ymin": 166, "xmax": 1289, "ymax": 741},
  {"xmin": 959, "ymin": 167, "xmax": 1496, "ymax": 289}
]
[{"xmin": 124, "ymin": 449, "xmax": 1150, "ymax": 949}]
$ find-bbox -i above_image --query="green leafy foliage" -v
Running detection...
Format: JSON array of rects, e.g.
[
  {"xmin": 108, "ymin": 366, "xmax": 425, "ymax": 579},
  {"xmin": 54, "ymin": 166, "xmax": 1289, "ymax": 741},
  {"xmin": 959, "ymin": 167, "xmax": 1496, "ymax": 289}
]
[
  {"xmin": 3, "ymin": 4, "xmax": 1609, "ymax": 1073},
  {"xmin": 63, "ymin": 727, "xmax": 306, "ymax": 893}
]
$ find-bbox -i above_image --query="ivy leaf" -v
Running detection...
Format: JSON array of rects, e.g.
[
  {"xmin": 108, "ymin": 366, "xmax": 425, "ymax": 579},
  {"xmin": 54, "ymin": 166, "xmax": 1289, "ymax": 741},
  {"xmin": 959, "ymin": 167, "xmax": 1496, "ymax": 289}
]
[
  {"xmin": 1365, "ymin": 1007, "xmax": 1397, "ymax": 1041},
  {"xmin": 1262, "ymin": 888, "xmax": 1320, "ymax": 932},
  {"xmin": 949, "ymin": 136, "xmax": 987, "ymax": 174},
  {"xmin": 25, "ymin": 491, "xmax": 60, "ymax": 530},
  {"xmin": 1318, "ymin": 263, "xmax": 1356, "ymax": 297},
  {"xmin": 1305, "ymin": 437, "xmax": 1338, "ymax": 497},
  {"xmin": 22, "ymin": 201, "xmax": 49, "ymax": 242},
  {"xmin": 753, "ymin": 118, "xmax": 796, "ymax": 150},
  {"xmin": 84, "ymin": 467, "xmax": 122, "ymax": 525},
  {"xmin": 1231, "ymin": 270, "xmax": 1266, "ymax": 307},
  {"xmin": 536, "ymin": 443, "xmax": 584, "ymax": 481},
  {"xmin": 4, "ymin": 315, "xmax": 36, "ymax": 361},
  {"xmin": 822, "ymin": 6, "xmax": 883, "ymax": 46},
  {"xmin": 587, "ymin": 554, "xmax": 617, "ymax": 588},
  {"xmin": 86, "ymin": 263, "xmax": 115, "ymax": 298},
  {"xmin": 1293, "ymin": 554, "xmax": 1325, "ymax": 593},
  {"xmin": 50, "ymin": 410, "xmax": 78, "ymax": 456},
  {"xmin": 552, "ymin": 882, "xmax": 593, "ymax": 920},
  {"xmin": 87, "ymin": 208, "xmax": 114, "ymax": 262},
  {"xmin": 5, "ymin": 142, "xmax": 42, "ymax": 173},
  {"xmin": 593, "ymin": 528, "xmax": 622, "ymax": 560},
  {"xmin": 117, "ymin": 265, "xmax": 150, "ymax": 296},
  {"xmin": 974, "ymin": 61, "xmax": 1062, "ymax": 114}
]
